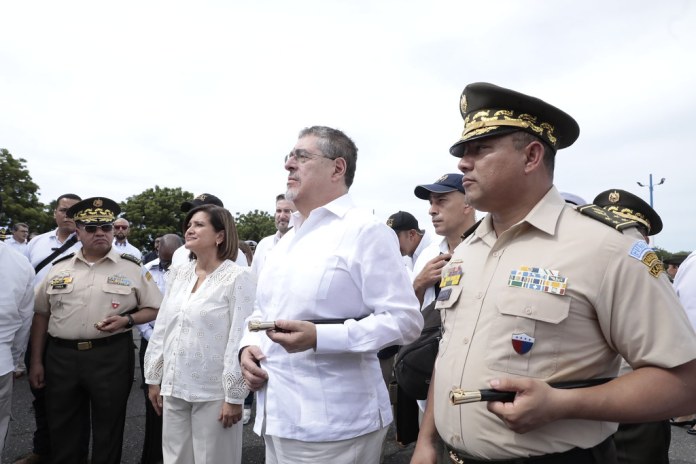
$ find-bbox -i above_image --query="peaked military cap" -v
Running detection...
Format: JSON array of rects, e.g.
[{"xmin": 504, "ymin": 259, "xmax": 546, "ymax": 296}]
[
  {"xmin": 593, "ymin": 189, "xmax": 662, "ymax": 235},
  {"xmin": 450, "ymin": 82, "xmax": 580, "ymax": 157},
  {"xmin": 67, "ymin": 197, "xmax": 120, "ymax": 224}
]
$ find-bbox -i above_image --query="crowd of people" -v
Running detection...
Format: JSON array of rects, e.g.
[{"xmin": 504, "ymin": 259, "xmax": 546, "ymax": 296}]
[{"xmin": 1, "ymin": 81, "xmax": 695, "ymax": 464}]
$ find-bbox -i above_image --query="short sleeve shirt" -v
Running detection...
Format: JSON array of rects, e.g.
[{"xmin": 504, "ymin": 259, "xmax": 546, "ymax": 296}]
[
  {"xmin": 35, "ymin": 247, "xmax": 163, "ymax": 340},
  {"xmin": 433, "ymin": 187, "xmax": 696, "ymax": 460}
]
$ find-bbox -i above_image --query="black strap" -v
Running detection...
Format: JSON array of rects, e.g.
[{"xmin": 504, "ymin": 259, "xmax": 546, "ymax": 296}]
[{"xmin": 34, "ymin": 235, "xmax": 78, "ymax": 274}]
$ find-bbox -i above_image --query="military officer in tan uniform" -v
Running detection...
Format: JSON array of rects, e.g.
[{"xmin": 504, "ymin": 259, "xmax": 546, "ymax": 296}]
[
  {"xmin": 411, "ymin": 83, "xmax": 696, "ymax": 464},
  {"xmin": 29, "ymin": 197, "xmax": 162, "ymax": 464}
]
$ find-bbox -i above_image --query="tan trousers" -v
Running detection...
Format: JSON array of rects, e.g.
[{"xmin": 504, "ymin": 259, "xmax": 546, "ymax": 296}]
[
  {"xmin": 265, "ymin": 426, "xmax": 389, "ymax": 464},
  {"xmin": 162, "ymin": 396, "xmax": 242, "ymax": 464}
]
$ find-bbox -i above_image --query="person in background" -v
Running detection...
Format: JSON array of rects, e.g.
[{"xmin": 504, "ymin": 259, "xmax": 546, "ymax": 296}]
[
  {"xmin": 673, "ymin": 251, "xmax": 696, "ymax": 436},
  {"xmin": 239, "ymin": 241, "xmax": 254, "ymax": 268},
  {"xmin": 17, "ymin": 193, "xmax": 84, "ymax": 464},
  {"xmin": 0, "ymin": 197, "xmax": 35, "ymax": 456},
  {"xmin": 172, "ymin": 194, "xmax": 249, "ymax": 268},
  {"xmin": 412, "ymin": 173, "xmax": 476, "ymax": 308},
  {"xmin": 138, "ymin": 233, "xmax": 182, "ymax": 464},
  {"xmin": 386, "ymin": 211, "xmax": 431, "ymax": 275},
  {"xmin": 593, "ymin": 188, "xmax": 669, "ymax": 464},
  {"xmin": 112, "ymin": 218, "xmax": 142, "ymax": 259},
  {"xmin": 250, "ymin": 193, "xmax": 296, "ymax": 277},
  {"xmin": 143, "ymin": 236, "xmax": 161, "ymax": 265},
  {"xmin": 664, "ymin": 254, "xmax": 687, "ymax": 282},
  {"xmin": 240, "ymin": 125, "xmax": 422, "ymax": 463},
  {"xmin": 145, "ymin": 205, "xmax": 254, "ymax": 464},
  {"xmin": 5, "ymin": 223, "xmax": 30, "ymax": 255}
]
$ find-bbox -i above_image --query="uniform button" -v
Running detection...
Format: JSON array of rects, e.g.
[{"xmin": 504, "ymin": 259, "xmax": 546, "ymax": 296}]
[
  {"xmin": 476, "ymin": 292, "xmax": 483, "ymax": 299},
  {"xmin": 463, "ymin": 337, "xmax": 469, "ymax": 344},
  {"xmin": 492, "ymin": 251, "xmax": 499, "ymax": 257},
  {"xmin": 525, "ymin": 307, "xmax": 533, "ymax": 315}
]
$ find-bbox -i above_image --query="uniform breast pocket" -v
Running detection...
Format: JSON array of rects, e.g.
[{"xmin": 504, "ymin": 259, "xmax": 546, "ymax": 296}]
[
  {"xmin": 47, "ymin": 284, "xmax": 74, "ymax": 308},
  {"xmin": 486, "ymin": 289, "xmax": 570, "ymax": 378},
  {"xmin": 434, "ymin": 285, "xmax": 463, "ymax": 311},
  {"xmin": 102, "ymin": 283, "xmax": 134, "ymax": 311}
]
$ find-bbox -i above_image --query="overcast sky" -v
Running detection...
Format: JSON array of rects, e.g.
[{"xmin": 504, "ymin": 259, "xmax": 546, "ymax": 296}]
[{"xmin": 1, "ymin": 0, "xmax": 694, "ymax": 252}]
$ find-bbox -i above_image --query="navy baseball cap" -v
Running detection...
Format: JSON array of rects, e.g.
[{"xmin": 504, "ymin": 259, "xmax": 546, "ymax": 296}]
[{"xmin": 414, "ymin": 173, "xmax": 465, "ymax": 200}]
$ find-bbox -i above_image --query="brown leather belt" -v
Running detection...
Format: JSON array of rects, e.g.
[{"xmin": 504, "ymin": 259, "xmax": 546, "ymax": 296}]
[
  {"xmin": 49, "ymin": 331, "xmax": 130, "ymax": 351},
  {"xmin": 447, "ymin": 436, "xmax": 614, "ymax": 464}
]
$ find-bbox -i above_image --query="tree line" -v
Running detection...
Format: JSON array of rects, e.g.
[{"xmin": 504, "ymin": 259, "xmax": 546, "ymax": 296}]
[{"xmin": 0, "ymin": 148, "xmax": 276, "ymax": 251}]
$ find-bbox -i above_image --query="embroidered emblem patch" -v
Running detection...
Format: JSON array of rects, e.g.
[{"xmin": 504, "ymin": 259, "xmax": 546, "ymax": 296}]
[
  {"xmin": 508, "ymin": 266, "xmax": 567, "ymax": 295},
  {"xmin": 512, "ymin": 333, "xmax": 535, "ymax": 354},
  {"xmin": 111, "ymin": 299, "xmax": 120, "ymax": 309},
  {"xmin": 440, "ymin": 265, "xmax": 463, "ymax": 287},
  {"xmin": 628, "ymin": 241, "xmax": 664, "ymax": 278}
]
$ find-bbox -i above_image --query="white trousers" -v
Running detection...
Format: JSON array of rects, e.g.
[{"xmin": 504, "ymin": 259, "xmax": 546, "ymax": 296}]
[
  {"xmin": 162, "ymin": 396, "xmax": 242, "ymax": 464},
  {"xmin": 265, "ymin": 426, "xmax": 389, "ymax": 464}
]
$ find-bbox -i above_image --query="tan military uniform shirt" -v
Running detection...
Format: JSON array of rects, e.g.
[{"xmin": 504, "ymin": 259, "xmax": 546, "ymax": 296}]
[
  {"xmin": 433, "ymin": 187, "xmax": 696, "ymax": 460},
  {"xmin": 35, "ymin": 247, "xmax": 163, "ymax": 340}
]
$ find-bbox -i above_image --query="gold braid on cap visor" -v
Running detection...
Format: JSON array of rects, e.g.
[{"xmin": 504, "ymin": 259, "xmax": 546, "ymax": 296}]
[
  {"xmin": 73, "ymin": 207, "xmax": 116, "ymax": 223},
  {"xmin": 604, "ymin": 206, "xmax": 650, "ymax": 232},
  {"xmin": 460, "ymin": 109, "xmax": 558, "ymax": 148}
]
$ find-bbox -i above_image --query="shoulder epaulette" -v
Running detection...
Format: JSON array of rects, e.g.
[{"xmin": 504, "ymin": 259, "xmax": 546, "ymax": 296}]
[
  {"xmin": 52, "ymin": 253, "xmax": 75, "ymax": 265},
  {"xmin": 577, "ymin": 204, "xmax": 641, "ymax": 232},
  {"xmin": 121, "ymin": 253, "xmax": 142, "ymax": 265},
  {"xmin": 460, "ymin": 219, "xmax": 483, "ymax": 241}
]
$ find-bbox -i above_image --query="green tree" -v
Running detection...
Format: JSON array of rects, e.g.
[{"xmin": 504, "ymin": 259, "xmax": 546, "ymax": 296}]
[
  {"xmin": 235, "ymin": 209, "xmax": 275, "ymax": 242},
  {"xmin": 0, "ymin": 148, "xmax": 53, "ymax": 233},
  {"xmin": 120, "ymin": 186, "xmax": 193, "ymax": 251}
]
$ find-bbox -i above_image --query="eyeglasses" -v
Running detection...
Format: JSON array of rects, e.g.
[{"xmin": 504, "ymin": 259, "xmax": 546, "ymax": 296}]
[
  {"xmin": 113, "ymin": 225, "xmax": 129, "ymax": 230},
  {"xmin": 81, "ymin": 224, "xmax": 114, "ymax": 233},
  {"xmin": 284, "ymin": 149, "xmax": 330, "ymax": 164}
]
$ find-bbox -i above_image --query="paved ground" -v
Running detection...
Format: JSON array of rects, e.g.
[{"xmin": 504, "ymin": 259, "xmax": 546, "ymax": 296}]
[{"xmin": 4, "ymin": 341, "xmax": 696, "ymax": 463}]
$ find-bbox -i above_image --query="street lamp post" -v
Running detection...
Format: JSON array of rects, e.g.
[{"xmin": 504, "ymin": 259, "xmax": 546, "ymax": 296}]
[{"xmin": 636, "ymin": 174, "xmax": 666, "ymax": 208}]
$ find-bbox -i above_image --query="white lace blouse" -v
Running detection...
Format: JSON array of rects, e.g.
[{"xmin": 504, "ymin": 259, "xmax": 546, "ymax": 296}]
[{"xmin": 144, "ymin": 259, "xmax": 255, "ymax": 403}]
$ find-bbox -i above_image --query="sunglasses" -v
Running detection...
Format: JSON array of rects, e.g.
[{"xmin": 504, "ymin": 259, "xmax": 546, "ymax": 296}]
[
  {"xmin": 82, "ymin": 224, "xmax": 114, "ymax": 233},
  {"xmin": 113, "ymin": 225, "xmax": 129, "ymax": 230}
]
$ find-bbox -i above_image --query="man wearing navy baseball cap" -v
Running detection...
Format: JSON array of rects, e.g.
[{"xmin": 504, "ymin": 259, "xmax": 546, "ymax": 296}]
[{"xmin": 412, "ymin": 173, "xmax": 476, "ymax": 308}]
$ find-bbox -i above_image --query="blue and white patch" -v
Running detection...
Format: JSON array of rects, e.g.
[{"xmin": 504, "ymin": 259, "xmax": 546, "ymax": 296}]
[
  {"xmin": 628, "ymin": 240, "xmax": 651, "ymax": 261},
  {"xmin": 628, "ymin": 240, "xmax": 664, "ymax": 278}
]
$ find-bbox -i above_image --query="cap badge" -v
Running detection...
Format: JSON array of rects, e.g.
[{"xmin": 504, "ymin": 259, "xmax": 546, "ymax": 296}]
[
  {"xmin": 608, "ymin": 191, "xmax": 620, "ymax": 203},
  {"xmin": 512, "ymin": 333, "xmax": 535, "ymax": 355},
  {"xmin": 93, "ymin": 198, "xmax": 103, "ymax": 207},
  {"xmin": 437, "ymin": 174, "xmax": 448, "ymax": 183},
  {"xmin": 196, "ymin": 194, "xmax": 207, "ymax": 201},
  {"xmin": 386, "ymin": 218, "xmax": 395, "ymax": 227},
  {"xmin": 460, "ymin": 94, "xmax": 467, "ymax": 114}
]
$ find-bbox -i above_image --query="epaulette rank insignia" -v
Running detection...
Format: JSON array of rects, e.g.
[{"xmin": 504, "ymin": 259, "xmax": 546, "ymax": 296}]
[
  {"xmin": 121, "ymin": 253, "xmax": 142, "ymax": 265},
  {"xmin": 52, "ymin": 253, "xmax": 75, "ymax": 265},
  {"xmin": 577, "ymin": 204, "xmax": 640, "ymax": 232}
]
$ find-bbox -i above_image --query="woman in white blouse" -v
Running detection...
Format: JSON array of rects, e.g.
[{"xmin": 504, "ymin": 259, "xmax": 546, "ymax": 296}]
[{"xmin": 144, "ymin": 204, "xmax": 255, "ymax": 464}]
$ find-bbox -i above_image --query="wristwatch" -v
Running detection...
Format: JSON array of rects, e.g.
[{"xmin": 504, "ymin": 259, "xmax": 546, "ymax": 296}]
[{"xmin": 125, "ymin": 313, "xmax": 135, "ymax": 329}]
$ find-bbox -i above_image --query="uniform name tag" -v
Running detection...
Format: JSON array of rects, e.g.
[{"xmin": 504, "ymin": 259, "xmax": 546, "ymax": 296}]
[{"xmin": 437, "ymin": 288, "xmax": 452, "ymax": 301}]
